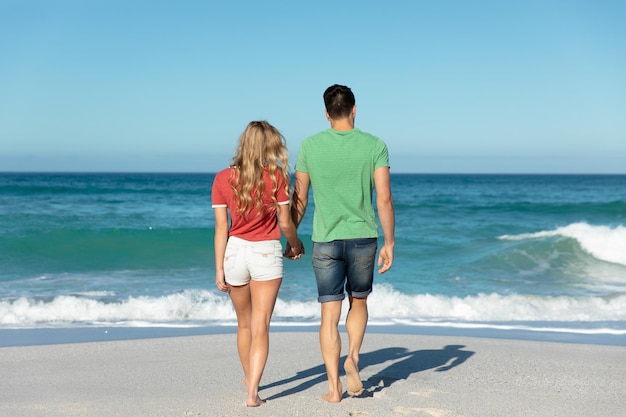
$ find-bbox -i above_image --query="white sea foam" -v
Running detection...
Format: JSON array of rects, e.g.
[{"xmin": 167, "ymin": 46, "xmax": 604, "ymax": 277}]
[
  {"xmin": 0, "ymin": 290, "xmax": 235, "ymax": 326},
  {"xmin": 499, "ymin": 222, "xmax": 626, "ymax": 267},
  {"xmin": 366, "ymin": 284, "xmax": 626, "ymax": 322},
  {"xmin": 1, "ymin": 285, "xmax": 625, "ymax": 335}
]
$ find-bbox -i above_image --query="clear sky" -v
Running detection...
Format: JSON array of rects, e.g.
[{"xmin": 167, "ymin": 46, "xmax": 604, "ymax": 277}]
[{"xmin": 1, "ymin": 0, "xmax": 625, "ymax": 173}]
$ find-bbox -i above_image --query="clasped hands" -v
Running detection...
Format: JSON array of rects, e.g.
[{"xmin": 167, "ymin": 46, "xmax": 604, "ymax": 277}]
[{"xmin": 284, "ymin": 240, "xmax": 305, "ymax": 260}]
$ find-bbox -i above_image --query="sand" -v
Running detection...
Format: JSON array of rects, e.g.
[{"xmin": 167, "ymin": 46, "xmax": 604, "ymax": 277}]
[{"xmin": 1, "ymin": 332, "xmax": 624, "ymax": 417}]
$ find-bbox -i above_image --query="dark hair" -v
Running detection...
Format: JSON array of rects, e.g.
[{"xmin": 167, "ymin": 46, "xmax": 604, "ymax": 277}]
[{"xmin": 323, "ymin": 84, "xmax": 355, "ymax": 119}]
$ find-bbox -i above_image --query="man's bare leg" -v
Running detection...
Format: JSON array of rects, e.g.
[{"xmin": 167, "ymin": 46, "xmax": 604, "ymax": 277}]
[
  {"xmin": 344, "ymin": 296, "xmax": 367, "ymax": 396},
  {"xmin": 319, "ymin": 300, "xmax": 343, "ymax": 402}
]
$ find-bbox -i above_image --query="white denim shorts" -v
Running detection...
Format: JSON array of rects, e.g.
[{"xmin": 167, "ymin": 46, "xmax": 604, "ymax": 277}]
[{"xmin": 224, "ymin": 236, "xmax": 284, "ymax": 286}]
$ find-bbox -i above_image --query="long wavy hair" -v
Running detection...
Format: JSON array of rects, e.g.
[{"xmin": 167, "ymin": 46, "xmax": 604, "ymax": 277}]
[{"xmin": 229, "ymin": 121, "xmax": 290, "ymax": 216}]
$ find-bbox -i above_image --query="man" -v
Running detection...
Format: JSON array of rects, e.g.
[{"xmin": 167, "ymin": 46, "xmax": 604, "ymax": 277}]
[{"xmin": 291, "ymin": 84, "xmax": 395, "ymax": 402}]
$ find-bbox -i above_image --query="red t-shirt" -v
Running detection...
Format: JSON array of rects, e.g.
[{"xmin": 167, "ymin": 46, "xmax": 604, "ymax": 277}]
[{"xmin": 211, "ymin": 167, "xmax": 290, "ymax": 241}]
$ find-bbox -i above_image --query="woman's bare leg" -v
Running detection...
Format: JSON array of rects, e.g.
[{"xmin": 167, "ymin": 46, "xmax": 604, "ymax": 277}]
[
  {"xmin": 246, "ymin": 278, "xmax": 282, "ymax": 407},
  {"xmin": 228, "ymin": 284, "xmax": 252, "ymax": 388}
]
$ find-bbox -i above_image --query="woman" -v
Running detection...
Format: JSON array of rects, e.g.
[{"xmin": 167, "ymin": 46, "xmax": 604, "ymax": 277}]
[{"xmin": 211, "ymin": 120, "xmax": 303, "ymax": 407}]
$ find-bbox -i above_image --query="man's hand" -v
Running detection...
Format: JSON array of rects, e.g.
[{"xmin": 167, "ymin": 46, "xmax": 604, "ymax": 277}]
[
  {"xmin": 284, "ymin": 240, "xmax": 305, "ymax": 260},
  {"xmin": 377, "ymin": 244, "xmax": 394, "ymax": 274}
]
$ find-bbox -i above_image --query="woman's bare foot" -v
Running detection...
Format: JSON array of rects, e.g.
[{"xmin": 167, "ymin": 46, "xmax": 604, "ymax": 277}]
[
  {"xmin": 321, "ymin": 379, "xmax": 343, "ymax": 403},
  {"xmin": 344, "ymin": 357, "xmax": 363, "ymax": 396},
  {"xmin": 246, "ymin": 395, "xmax": 266, "ymax": 407}
]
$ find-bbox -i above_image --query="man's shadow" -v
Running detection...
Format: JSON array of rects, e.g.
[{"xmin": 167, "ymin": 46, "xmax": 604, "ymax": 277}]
[{"xmin": 262, "ymin": 344, "xmax": 474, "ymax": 400}]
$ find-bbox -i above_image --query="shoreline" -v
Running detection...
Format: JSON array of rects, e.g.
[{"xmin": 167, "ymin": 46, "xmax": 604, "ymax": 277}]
[
  {"xmin": 1, "ymin": 331, "xmax": 624, "ymax": 417},
  {"xmin": 2, "ymin": 323, "xmax": 625, "ymax": 348}
]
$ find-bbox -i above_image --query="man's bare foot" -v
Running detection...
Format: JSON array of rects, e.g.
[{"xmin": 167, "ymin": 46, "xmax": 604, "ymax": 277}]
[
  {"xmin": 321, "ymin": 380, "xmax": 343, "ymax": 403},
  {"xmin": 344, "ymin": 357, "xmax": 363, "ymax": 396},
  {"xmin": 246, "ymin": 396, "xmax": 266, "ymax": 407}
]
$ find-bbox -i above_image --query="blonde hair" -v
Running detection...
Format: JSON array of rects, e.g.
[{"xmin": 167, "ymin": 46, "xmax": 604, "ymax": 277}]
[{"xmin": 230, "ymin": 121, "xmax": 290, "ymax": 216}]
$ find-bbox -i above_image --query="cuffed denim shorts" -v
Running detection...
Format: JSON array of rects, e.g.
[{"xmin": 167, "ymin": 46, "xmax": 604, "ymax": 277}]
[
  {"xmin": 312, "ymin": 238, "xmax": 377, "ymax": 303},
  {"xmin": 224, "ymin": 236, "xmax": 284, "ymax": 286}
]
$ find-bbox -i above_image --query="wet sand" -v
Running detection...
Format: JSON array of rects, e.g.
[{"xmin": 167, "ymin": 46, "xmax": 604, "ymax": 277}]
[{"xmin": 1, "ymin": 332, "xmax": 624, "ymax": 417}]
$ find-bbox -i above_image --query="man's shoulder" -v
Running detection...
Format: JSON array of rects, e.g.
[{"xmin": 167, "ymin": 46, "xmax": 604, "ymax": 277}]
[
  {"xmin": 353, "ymin": 129, "xmax": 384, "ymax": 143},
  {"xmin": 303, "ymin": 129, "xmax": 332, "ymax": 142},
  {"xmin": 303, "ymin": 128, "xmax": 383, "ymax": 142},
  {"xmin": 299, "ymin": 130, "xmax": 332, "ymax": 154}
]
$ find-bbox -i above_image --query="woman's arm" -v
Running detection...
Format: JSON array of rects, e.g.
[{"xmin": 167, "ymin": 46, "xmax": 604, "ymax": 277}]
[
  {"xmin": 278, "ymin": 203, "xmax": 303, "ymax": 259},
  {"xmin": 213, "ymin": 207, "xmax": 229, "ymax": 292}
]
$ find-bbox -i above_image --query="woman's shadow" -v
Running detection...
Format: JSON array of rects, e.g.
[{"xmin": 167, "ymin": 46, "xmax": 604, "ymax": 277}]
[{"xmin": 262, "ymin": 344, "xmax": 474, "ymax": 400}]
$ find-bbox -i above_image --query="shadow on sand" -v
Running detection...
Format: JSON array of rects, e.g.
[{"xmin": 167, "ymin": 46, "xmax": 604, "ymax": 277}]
[{"xmin": 263, "ymin": 344, "xmax": 474, "ymax": 400}]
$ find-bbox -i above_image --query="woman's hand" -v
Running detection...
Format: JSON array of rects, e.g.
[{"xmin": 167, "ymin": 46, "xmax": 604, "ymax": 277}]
[
  {"xmin": 215, "ymin": 271, "xmax": 229, "ymax": 292},
  {"xmin": 284, "ymin": 240, "xmax": 305, "ymax": 260}
]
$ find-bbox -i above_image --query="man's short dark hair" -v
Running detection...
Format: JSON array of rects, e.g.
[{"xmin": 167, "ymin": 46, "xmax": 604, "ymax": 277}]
[{"xmin": 323, "ymin": 84, "xmax": 355, "ymax": 119}]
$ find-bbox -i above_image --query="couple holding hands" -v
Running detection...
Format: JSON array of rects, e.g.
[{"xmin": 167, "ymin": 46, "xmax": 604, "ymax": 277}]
[{"xmin": 212, "ymin": 84, "xmax": 395, "ymax": 407}]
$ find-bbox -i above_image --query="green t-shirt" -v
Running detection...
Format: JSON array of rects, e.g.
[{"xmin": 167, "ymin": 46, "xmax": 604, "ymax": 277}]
[{"xmin": 295, "ymin": 128, "xmax": 390, "ymax": 242}]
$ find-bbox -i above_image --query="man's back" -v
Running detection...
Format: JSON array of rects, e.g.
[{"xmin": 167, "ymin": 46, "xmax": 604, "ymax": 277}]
[{"xmin": 296, "ymin": 128, "xmax": 389, "ymax": 242}]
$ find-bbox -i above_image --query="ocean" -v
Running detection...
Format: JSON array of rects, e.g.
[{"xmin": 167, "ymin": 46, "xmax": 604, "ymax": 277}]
[{"xmin": 1, "ymin": 173, "xmax": 625, "ymax": 346}]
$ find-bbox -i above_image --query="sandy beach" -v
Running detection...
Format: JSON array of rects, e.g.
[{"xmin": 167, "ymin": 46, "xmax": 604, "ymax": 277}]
[{"xmin": 1, "ymin": 332, "xmax": 624, "ymax": 417}]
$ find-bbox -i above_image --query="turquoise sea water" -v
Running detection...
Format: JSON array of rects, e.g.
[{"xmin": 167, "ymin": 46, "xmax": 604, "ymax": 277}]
[{"xmin": 1, "ymin": 173, "xmax": 625, "ymax": 345}]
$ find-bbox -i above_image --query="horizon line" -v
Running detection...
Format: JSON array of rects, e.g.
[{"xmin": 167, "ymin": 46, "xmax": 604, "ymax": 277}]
[{"xmin": 2, "ymin": 171, "xmax": 626, "ymax": 176}]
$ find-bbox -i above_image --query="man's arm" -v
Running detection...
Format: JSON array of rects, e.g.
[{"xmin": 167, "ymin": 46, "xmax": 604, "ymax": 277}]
[
  {"xmin": 291, "ymin": 171, "xmax": 310, "ymax": 228},
  {"xmin": 374, "ymin": 166, "xmax": 395, "ymax": 273}
]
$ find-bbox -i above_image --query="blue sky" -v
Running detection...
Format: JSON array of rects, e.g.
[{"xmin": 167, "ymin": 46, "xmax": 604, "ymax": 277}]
[{"xmin": 1, "ymin": 0, "xmax": 625, "ymax": 173}]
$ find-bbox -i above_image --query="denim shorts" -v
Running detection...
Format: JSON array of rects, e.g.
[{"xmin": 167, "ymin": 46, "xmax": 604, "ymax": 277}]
[
  {"xmin": 224, "ymin": 236, "xmax": 284, "ymax": 286},
  {"xmin": 312, "ymin": 238, "xmax": 377, "ymax": 303}
]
